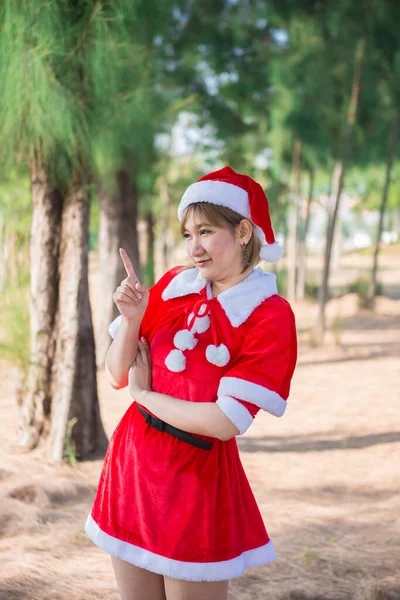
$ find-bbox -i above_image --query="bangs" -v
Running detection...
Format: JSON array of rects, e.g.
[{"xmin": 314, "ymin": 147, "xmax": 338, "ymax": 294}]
[{"xmin": 180, "ymin": 202, "xmax": 240, "ymax": 236}]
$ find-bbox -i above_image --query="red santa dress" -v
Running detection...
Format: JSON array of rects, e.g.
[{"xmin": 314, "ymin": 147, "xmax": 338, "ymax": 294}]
[{"xmin": 85, "ymin": 264, "xmax": 297, "ymax": 582}]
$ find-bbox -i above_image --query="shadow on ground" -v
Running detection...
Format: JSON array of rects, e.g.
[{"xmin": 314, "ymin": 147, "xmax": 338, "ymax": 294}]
[{"xmin": 237, "ymin": 431, "xmax": 400, "ymax": 454}]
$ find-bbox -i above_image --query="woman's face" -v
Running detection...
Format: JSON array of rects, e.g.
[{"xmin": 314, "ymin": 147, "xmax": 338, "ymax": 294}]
[{"xmin": 183, "ymin": 212, "xmax": 243, "ymax": 281}]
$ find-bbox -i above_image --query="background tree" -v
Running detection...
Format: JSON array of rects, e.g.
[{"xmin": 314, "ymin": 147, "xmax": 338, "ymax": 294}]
[
  {"xmin": 365, "ymin": 2, "xmax": 400, "ymax": 306},
  {"xmin": 0, "ymin": 0, "xmax": 113, "ymax": 460}
]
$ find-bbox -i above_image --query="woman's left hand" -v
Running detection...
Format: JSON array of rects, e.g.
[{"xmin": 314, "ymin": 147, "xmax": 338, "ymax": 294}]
[{"xmin": 129, "ymin": 337, "xmax": 152, "ymax": 399}]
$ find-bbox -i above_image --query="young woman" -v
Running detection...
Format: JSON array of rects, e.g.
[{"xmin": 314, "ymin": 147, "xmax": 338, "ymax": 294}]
[{"xmin": 85, "ymin": 166, "xmax": 297, "ymax": 600}]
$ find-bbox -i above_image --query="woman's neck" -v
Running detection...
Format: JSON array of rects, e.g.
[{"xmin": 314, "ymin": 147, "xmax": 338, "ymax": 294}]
[{"xmin": 210, "ymin": 267, "xmax": 253, "ymax": 297}]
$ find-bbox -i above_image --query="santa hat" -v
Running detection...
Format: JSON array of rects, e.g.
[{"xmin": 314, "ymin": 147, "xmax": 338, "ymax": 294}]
[{"xmin": 177, "ymin": 165, "xmax": 283, "ymax": 263}]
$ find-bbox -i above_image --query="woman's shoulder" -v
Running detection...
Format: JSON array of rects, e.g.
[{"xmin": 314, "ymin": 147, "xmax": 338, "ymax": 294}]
[
  {"xmin": 249, "ymin": 292, "xmax": 296, "ymax": 336},
  {"xmin": 150, "ymin": 265, "xmax": 188, "ymax": 297}
]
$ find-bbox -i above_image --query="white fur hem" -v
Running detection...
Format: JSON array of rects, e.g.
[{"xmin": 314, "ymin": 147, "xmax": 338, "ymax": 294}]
[
  {"xmin": 216, "ymin": 396, "xmax": 254, "ymax": 435},
  {"xmin": 85, "ymin": 514, "xmax": 276, "ymax": 582},
  {"xmin": 218, "ymin": 377, "xmax": 287, "ymax": 417}
]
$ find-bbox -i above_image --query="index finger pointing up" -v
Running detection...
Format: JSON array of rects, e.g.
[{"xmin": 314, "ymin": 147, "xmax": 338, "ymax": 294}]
[{"xmin": 119, "ymin": 248, "xmax": 136, "ymax": 278}]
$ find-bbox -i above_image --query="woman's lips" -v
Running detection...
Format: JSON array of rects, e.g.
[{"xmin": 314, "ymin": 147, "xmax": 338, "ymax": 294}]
[{"xmin": 196, "ymin": 259, "xmax": 211, "ymax": 267}]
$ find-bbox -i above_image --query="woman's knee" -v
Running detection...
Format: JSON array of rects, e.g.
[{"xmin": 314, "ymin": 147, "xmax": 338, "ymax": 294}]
[
  {"xmin": 111, "ymin": 556, "xmax": 166, "ymax": 600},
  {"xmin": 163, "ymin": 576, "xmax": 229, "ymax": 600}
]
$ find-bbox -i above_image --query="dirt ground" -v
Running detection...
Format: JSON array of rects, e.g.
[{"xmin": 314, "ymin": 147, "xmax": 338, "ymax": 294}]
[{"xmin": 0, "ymin": 251, "xmax": 399, "ymax": 600}]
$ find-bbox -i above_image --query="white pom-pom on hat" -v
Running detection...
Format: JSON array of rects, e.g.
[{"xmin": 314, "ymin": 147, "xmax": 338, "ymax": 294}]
[{"xmin": 259, "ymin": 242, "xmax": 284, "ymax": 263}]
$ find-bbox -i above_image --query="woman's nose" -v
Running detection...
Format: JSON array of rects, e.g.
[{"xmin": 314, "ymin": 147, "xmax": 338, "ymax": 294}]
[{"xmin": 189, "ymin": 238, "xmax": 205, "ymax": 257}]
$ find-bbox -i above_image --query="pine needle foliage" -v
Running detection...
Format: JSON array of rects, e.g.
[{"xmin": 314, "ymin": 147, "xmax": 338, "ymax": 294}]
[
  {"xmin": 0, "ymin": 0, "xmax": 172, "ymax": 186},
  {"xmin": 0, "ymin": 1, "xmax": 84, "ymax": 180}
]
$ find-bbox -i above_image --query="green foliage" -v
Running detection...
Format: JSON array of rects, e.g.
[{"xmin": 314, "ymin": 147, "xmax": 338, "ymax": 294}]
[
  {"xmin": 89, "ymin": 195, "xmax": 100, "ymax": 252},
  {"xmin": 0, "ymin": 174, "xmax": 31, "ymax": 373},
  {"xmin": 304, "ymin": 281, "xmax": 320, "ymax": 301},
  {"xmin": 65, "ymin": 417, "xmax": 79, "ymax": 467},
  {"xmin": 0, "ymin": 268, "xmax": 30, "ymax": 374},
  {"xmin": 0, "ymin": 1, "xmax": 85, "ymax": 179},
  {"xmin": 0, "ymin": 174, "xmax": 31, "ymax": 237},
  {"xmin": 348, "ymin": 277, "xmax": 384, "ymax": 307},
  {"xmin": 142, "ymin": 256, "xmax": 155, "ymax": 288},
  {"xmin": 273, "ymin": 267, "xmax": 288, "ymax": 298}
]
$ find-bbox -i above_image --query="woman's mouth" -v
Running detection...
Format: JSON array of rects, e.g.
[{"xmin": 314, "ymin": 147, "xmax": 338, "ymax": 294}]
[{"xmin": 196, "ymin": 259, "xmax": 211, "ymax": 267}]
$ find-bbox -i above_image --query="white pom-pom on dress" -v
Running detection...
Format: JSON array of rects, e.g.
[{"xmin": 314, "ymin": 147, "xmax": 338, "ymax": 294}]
[
  {"xmin": 173, "ymin": 329, "xmax": 198, "ymax": 351},
  {"xmin": 165, "ymin": 349, "xmax": 186, "ymax": 372},
  {"xmin": 205, "ymin": 344, "xmax": 230, "ymax": 367},
  {"xmin": 189, "ymin": 313, "xmax": 210, "ymax": 334}
]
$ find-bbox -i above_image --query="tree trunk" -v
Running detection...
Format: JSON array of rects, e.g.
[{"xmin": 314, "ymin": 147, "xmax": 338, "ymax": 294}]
[
  {"xmin": 318, "ymin": 39, "xmax": 365, "ymax": 340},
  {"xmin": 331, "ymin": 220, "xmax": 343, "ymax": 271},
  {"xmin": 318, "ymin": 161, "xmax": 346, "ymax": 335},
  {"xmin": 296, "ymin": 167, "xmax": 314, "ymax": 301},
  {"xmin": 367, "ymin": 107, "xmax": 400, "ymax": 308},
  {"xmin": 143, "ymin": 210, "xmax": 155, "ymax": 288},
  {"xmin": 97, "ymin": 168, "xmax": 141, "ymax": 367},
  {"xmin": 287, "ymin": 139, "xmax": 302, "ymax": 303},
  {"xmin": 48, "ymin": 172, "xmax": 107, "ymax": 462},
  {"xmin": 155, "ymin": 175, "xmax": 172, "ymax": 280},
  {"xmin": 17, "ymin": 162, "xmax": 63, "ymax": 451}
]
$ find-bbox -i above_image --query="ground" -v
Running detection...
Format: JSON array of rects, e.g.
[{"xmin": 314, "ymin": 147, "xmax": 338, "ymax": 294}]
[{"xmin": 0, "ymin": 247, "xmax": 399, "ymax": 600}]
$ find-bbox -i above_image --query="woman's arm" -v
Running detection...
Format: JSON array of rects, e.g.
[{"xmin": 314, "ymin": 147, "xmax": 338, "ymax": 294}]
[
  {"xmin": 106, "ymin": 317, "xmax": 142, "ymax": 389},
  {"xmin": 129, "ymin": 338, "xmax": 240, "ymax": 440},
  {"xmin": 137, "ymin": 389, "xmax": 240, "ymax": 442},
  {"xmin": 105, "ymin": 248, "xmax": 149, "ymax": 389},
  {"xmin": 129, "ymin": 340, "xmax": 240, "ymax": 441}
]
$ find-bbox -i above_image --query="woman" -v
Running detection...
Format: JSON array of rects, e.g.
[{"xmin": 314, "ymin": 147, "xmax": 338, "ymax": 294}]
[{"xmin": 85, "ymin": 166, "xmax": 297, "ymax": 600}]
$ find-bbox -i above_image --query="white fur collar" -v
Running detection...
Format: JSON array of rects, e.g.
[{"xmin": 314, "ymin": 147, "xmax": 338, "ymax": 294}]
[{"xmin": 161, "ymin": 266, "xmax": 278, "ymax": 327}]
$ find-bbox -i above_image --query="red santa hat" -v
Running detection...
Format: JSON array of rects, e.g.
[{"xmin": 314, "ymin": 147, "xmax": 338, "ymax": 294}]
[{"xmin": 177, "ymin": 165, "xmax": 283, "ymax": 263}]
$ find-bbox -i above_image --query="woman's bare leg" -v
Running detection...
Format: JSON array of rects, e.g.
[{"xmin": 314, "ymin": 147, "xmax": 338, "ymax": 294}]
[
  {"xmin": 111, "ymin": 556, "xmax": 166, "ymax": 600},
  {"xmin": 164, "ymin": 576, "xmax": 229, "ymax": 600}
]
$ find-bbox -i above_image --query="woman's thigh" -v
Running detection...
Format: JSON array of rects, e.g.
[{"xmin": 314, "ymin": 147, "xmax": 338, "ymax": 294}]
[
  {"xmin": 111, "ymin": 556, "xmax": 166, "ymax": 600},
  {"xmin": 163, "ymin": 576, "xmax": 229, "ymax": 600}
]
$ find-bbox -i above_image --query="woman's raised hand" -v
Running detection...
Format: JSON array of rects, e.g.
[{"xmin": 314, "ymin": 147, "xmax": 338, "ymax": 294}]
[{"xmin": 112, "ymin": 248, "xmax": 149, "ymax": 320}]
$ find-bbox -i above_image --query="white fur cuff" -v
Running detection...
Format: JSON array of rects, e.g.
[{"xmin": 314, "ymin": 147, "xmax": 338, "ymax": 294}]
[
  {"xmin": 218, "ymin": 376, "xmax": 287, "ymax": 417},
  {"xmin": 216, "ymin": 396, "xmax": 254, "ymax": 435},
  {"xmin": 109, "ymin": 315, "xmax": 122, "ymax": 339}
]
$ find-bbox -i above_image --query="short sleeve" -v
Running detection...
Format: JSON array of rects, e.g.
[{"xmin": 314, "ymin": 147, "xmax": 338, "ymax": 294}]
[
  {"xmin": 108, "ymin": 266, "xmax": 185, "ymax": 340},
  {"xmin": 216, "ymin": 305, "xmax": 297, "ymax": 435}
]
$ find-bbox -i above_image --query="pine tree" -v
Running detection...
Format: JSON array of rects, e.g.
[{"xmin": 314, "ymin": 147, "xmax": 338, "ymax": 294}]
[{"xmin": 0, "ymin": 0, "xmax": 114, "ymax": 460}]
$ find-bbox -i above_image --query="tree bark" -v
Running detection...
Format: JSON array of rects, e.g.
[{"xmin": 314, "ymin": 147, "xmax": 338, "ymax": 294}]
[
  {"xmin": 97, "ymin": 168, "xmax": 141, "ymax": 367},
  {"xmin": 155, "ymin": 174, "xmax": 173, "ymax": 281},
  {"xmin": 17, "ymin": 162, "xmax": 63, "ymax": 451},
  {"xmin": 144, "ymin": 210, "xmax": 155, "ymax": 288},
  {"xmin": 367, "ymin": 107, "xmax": 400, "ymax": 307},
  {"xmin": 287, "ymin": 139, "xmax": 302, "ymax": 303},
  {"xmin": 296, "ymin": 167, "xmax": 314, "ymax": 301},
  {"xmin": 48, "ymin": 171, "xmax": 107, "ymax": 462},
  {"xmin": 318, "ymin": 39, "xmax": 365, "ymax": 340}
]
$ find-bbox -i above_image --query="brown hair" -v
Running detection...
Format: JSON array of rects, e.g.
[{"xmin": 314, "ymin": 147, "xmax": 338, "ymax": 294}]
[{"xmin": 180, "ymin": 202, "xmax": 262, "ymax": 273}]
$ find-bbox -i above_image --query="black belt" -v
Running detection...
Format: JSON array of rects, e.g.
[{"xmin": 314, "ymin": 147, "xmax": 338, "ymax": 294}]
[{"xmin": 136, "ymin": 404, "xmax": 212, "ymax": 451}]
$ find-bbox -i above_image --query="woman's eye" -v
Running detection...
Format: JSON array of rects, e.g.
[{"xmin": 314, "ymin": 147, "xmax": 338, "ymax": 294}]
[
  {"xmin": 183, "ymin": 233, "xmax": 191, "ymax": 239},
  {"xmin": 200, "ymin": 229, "xmax": 212, "ymax": 235}
]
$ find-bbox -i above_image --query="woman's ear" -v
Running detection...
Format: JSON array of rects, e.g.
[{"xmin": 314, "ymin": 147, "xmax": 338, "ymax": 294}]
[{"xmin": 239, "ymin": 219, "xmax": 253, "ymax": 245}]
